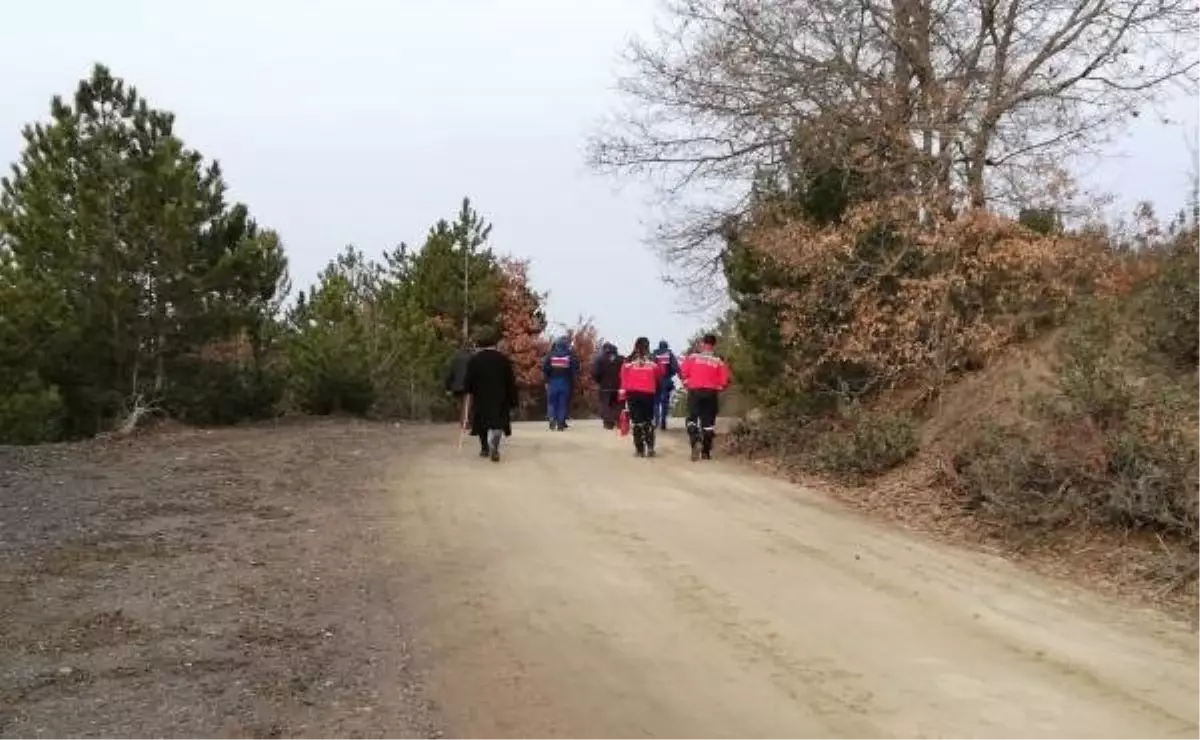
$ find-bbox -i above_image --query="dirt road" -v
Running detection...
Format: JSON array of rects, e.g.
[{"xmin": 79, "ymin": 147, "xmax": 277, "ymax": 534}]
[{"xmin": 393, "ymin": 421, "xmax": 1199, "ymax": 739}]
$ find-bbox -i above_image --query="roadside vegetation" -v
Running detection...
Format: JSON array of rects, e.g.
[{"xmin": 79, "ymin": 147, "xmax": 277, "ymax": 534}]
[
  {"xmin": 592, "ymin": 0, "xmax": 1199, "ymax": 606},
  {"xmin": 0, "ymin": 66, "xmax": 602, "ymax": 445}
]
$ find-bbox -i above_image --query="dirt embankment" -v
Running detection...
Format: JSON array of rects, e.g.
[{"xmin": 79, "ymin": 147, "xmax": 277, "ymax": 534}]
[{"xmin": 0, "ymin": 420, "xmax": 434, "ymax": 738}]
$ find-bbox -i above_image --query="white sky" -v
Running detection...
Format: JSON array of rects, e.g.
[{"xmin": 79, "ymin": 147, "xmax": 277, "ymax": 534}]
[{"xmin": 1, "ymin": 0, "xmax": 1196, "ymax": 352}]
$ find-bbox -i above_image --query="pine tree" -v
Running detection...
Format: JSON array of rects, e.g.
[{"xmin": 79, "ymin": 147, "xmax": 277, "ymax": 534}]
[
  {"xmin": 284, "ymin": 247, "xmax": 378, "ymax": 415},
  {"xmin": 0, "ymin": 64, "xmax": 290, "ymax": 437},
  {"xmin": 396, "ymin": 197, "xmax": 502, "ymax": 345}
]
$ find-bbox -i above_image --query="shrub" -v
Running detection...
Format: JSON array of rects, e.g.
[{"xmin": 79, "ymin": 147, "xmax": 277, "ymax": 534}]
[
  {"xmin": 950, "ymin": 421, "xmax": 1103, "ymax": 527},
  {"xmin": 288, "ymin": 360, "xmax": 375, "ymax": 416},
  {"xmin": 1056, "ymin": 303, "xmax": 1136, "ymax": 425},
  {"xmin": 949, "ymin": 301, "xmax": 1199, "ymax": 542},
  {"xmin": 809, "ymin": 407, "xmax": 920, "ymax": 477},
  {"xmin": 1140, "ymin": 230, "xmax": 1199, "ymax": 368},
  {"xmin": 744, "ymin": 202, "xmax": 1106, "ymax": 410},
  {"xmin": 726, "ymin": 403, "xmax": 919, "ymax": 479},
  {"xmin": 163, "ymin": 359, "xmax": 285, "ymax": 425},
  {"xmin": 0, "ymin": 373, "xmax": 64, "ymax": 444},
  {"xmin": 1105, "ymin": 402, "xmax": 1199, "ymax": 536}
]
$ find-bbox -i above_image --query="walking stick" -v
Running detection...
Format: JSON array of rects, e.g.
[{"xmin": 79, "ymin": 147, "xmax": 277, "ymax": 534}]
[{"xmin": 457, "ymin": 394, "xmax": 471, "ymax": 452}]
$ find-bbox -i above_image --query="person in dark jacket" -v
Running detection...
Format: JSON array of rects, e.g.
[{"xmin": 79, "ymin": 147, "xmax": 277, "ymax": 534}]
[
  {"xmin": 652, "ymin": 339, "xmax": 680, "ymax": 430},
  {"xmin": 591, "ymin": 342, "xmax": 624, "ymax": 429},
  {"xmin": 463, "ymin": 327, "xmax": 519, "ymax": 462},
  {"xmin": 541, "ymin": 335, "xmax": 579, "ymax": 431},
  {"xmin": 444, "ymin": 343, "xmax": 474, "ymax": 397},
  {"xmin": 444, "ymin": 342, "xmax": 474, "ymax": 429}
]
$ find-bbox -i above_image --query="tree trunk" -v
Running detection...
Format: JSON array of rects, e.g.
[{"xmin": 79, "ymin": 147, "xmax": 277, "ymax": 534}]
[
  {"xmin": 966, "ymin": 157, "xmax": 987, "ymax": 209},
  {"xmin": 153, "ymin": 334, "xmax": 165, "ymax": 394}
]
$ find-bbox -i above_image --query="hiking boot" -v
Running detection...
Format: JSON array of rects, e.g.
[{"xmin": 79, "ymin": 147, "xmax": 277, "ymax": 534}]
[
  {"xmin": 479, "ymin": 448, "xmax": 489, "ymax": 458},
  {"xmin": 690, "ymin": 442, "xmax": 700, "ymax": 462},
  {"xmin": 701, "ymin": 451, "xmax": 712, "ymax": 461},
  {"xmin": 646, "ymin": 448, "xmax": 656, "ymax": 458},
  {"xmin": 490, "ymin": 449, "xmax": 501, "ymax": 462}
]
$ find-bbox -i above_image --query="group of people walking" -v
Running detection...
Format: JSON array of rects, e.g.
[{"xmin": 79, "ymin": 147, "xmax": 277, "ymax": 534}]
[
  {"xmin": 590, "ymin": 335, "xmax": 730, "ymax": 460},
  {"xmin": 445, "ymin": 327, "xmax": 731, "ymax": 463}
]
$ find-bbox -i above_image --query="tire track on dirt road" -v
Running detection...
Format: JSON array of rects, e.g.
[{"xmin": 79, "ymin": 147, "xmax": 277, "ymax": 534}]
[{"xmin": 388, "ymin": 422, "xmax": 1198, "ymax": 738}]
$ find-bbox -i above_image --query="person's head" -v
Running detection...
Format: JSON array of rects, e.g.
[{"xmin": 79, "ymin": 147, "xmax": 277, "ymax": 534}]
[
  {"xmin": 553, "ymin": 335, "xmax": 570, "ymax": 352},
  {"xmin": 657, "ymin": 339, "xmax": 669, "ymax": 351},
  {"xmin": 633, "ymin": 336, "xmax": 651, "ymax": 357},
  {"xmin": 702, "ymin": 333, "xmax": 717, "ymax": 349},
  {"xmin": 474, "ymin": 325, "xmax": 501, "ymax": 349},
  {"xmin": 602, "ymin": 341, "xmax": 616, "ymax": 355}
]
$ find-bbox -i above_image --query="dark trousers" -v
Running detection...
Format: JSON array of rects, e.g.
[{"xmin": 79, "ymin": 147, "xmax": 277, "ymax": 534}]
[
  {"xmin": 477, "ymin": 429, "xmax": 502, "ymax": 453},
  {"xmin": 626, "ymin": 392, "xmax": 656, "ymax": 453},
  {"xmin": 597, "ymin": 389, "xmax": 621, "ymax": 428},
  {"xmin": 653, "ymin": 383, "xmax": 673, "ymax": 428},
  {"xmin": 686, "ymin": 390, "xmax": 720, "ymax": 454}
]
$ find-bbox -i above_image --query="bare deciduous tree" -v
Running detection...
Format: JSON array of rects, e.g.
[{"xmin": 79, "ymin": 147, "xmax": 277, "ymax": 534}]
[{"xmin": 589, "ymin": 0, "xmax": 1198, "ymax": 280}]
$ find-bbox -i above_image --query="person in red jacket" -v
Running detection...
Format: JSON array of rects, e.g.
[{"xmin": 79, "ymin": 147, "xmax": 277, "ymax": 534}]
[
  {"xmin": 679, "ymin": 333, "xmax": 731, "ymax": 461},
  {"xmin": 619, "ymin": 336, "xmax": 665, "ymax": 458}
]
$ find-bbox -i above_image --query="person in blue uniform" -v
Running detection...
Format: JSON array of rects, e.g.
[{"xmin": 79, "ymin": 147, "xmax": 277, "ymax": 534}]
[
  {"xmin": 541, "ymin": 335, "xmax": 578, "ymax": 431},
  {"xmin": 652, "ymin": 339, "xmax": 680, "ymax": 430}
]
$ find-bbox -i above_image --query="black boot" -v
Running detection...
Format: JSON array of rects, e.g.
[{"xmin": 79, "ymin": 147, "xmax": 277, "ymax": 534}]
[
  {"xmin": 632, "ymin": 423, "xmax": 646, "ymax": 457},
  {"xmin": 701, "ymin": 430, "xmax": 715, "ymax": 460},
  {"xmin": 645, "ymin": 427, "xmax": 657, "ymax": 458},
  {"xmin": 687, "ymin": 422, "xmax": 701, "ymax": 461}
]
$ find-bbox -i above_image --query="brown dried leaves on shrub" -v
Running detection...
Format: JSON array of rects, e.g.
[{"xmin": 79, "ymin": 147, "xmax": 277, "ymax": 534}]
[{"xmin": 747, "ymin": 200, "xmax": 1109, "ymax": 408}]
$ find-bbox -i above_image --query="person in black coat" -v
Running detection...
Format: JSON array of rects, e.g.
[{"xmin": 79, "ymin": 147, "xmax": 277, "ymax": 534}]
[
  {"xmin": 463, "ymin": 326, "xmax": 519, "ymax": 462},
  {"xmin": 591, "ymin": 342, "xmax": 624, "ymax": 430}
]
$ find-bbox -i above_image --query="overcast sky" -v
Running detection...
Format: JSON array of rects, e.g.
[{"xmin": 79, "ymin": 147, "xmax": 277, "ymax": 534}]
[{"xmin": 1, "ymin": 0, "xmax": 1196, "ymax": 352}]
